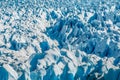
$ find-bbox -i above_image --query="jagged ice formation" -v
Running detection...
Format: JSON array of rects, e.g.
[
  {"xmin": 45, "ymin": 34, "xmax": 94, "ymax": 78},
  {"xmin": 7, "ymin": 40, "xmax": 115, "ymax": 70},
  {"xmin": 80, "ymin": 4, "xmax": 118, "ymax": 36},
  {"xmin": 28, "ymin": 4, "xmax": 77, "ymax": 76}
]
[{"xmin": 0, "ymin": 0, "xmax": 120, "ymax": 80}]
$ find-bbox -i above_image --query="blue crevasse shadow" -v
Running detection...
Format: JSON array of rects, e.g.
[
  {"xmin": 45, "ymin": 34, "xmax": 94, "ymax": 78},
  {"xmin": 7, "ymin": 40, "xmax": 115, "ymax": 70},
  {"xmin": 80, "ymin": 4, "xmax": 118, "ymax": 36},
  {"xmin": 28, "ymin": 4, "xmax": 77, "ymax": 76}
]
[
  {"xmin": 30, "ymin": 53, "xmax": 46, "ymax": 72},
  {"xmin": 50, "ymin": 11, "xmax": 58, "ymax": 19},
  {"xmin": 0, "ymin": 67, "xmax": 8, "ymax": 80},
  {"xmin": 9, "ymin": 40, "xmax": 28, "ymax": 51},
  {"xmin": 40, "ymin": 41, "xmax": 50, "ymax": 52}
]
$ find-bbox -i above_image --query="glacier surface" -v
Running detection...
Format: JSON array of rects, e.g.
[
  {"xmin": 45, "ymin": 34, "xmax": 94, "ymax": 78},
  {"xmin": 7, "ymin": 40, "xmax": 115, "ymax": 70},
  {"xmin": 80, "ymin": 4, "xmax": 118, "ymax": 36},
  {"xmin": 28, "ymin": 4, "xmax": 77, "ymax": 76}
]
[{"xmin": 0, "ymin": 0, "xmax": 120, "ymax": 80}]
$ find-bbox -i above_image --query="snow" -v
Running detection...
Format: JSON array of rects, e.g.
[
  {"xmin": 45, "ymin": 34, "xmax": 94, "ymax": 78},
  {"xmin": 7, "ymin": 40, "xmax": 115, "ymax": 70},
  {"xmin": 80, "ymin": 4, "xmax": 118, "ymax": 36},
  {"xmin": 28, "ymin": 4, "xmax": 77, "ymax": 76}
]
[{"xmin": 0, "ymin": 0, "xmax": 120, "ymax": 80}]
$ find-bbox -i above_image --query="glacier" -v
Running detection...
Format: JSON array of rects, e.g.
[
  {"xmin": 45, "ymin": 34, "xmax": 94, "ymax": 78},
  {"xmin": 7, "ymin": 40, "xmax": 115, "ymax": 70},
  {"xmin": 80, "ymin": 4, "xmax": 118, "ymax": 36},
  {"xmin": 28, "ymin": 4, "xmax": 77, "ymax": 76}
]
[{"xmin": 0, "ymin": 0, "xmax": 120, "ymax": 80}]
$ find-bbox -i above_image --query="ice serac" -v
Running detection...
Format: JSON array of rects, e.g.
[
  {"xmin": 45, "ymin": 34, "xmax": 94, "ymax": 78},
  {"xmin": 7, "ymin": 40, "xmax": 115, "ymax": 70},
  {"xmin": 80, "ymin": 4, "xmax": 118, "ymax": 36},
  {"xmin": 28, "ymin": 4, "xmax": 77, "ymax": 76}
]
[
  {"xmin": 94, "ymin": 39, "xmax": 109, "ymax": 57},
  {"xmin": 0, "ymin": 64, "xmax": 18, "ymax": 80},
  {"xmin": 18, "ymin": 70, "xmax": 31, "ymax": 80}
]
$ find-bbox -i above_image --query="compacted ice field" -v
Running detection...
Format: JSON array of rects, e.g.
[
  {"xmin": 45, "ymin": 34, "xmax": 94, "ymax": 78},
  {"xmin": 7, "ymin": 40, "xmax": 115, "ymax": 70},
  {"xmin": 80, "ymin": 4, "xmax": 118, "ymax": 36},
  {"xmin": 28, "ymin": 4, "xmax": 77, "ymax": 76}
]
[{"xmin": 0, "ymin": 0, "xmax": 120, "ymax": 80}]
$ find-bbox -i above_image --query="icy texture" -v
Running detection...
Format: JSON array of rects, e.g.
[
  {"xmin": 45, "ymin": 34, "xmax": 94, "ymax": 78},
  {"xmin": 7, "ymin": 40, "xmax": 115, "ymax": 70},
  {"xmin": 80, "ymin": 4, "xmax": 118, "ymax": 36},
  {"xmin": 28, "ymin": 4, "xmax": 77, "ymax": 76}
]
[{"xmin": 0, "ymin": 0, "xmax": 120, "ymax": 80}]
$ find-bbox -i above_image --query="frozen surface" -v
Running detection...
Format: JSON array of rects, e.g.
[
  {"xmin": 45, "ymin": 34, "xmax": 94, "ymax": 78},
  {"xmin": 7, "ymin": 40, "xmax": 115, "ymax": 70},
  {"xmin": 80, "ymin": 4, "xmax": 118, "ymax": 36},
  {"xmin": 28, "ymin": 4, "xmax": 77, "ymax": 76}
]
[{"xmin": 0, "ymin": 0, "xmax": 120, "ymax": 80}]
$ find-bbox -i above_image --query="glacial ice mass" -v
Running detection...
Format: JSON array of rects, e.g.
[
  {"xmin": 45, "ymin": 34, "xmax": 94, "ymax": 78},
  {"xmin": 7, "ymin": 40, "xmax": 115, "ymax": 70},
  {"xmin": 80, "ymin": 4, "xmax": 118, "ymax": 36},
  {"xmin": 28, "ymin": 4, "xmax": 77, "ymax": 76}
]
[{"xmin": 0, "ymin": 0, "xmax": 120, "ymax": 80}]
